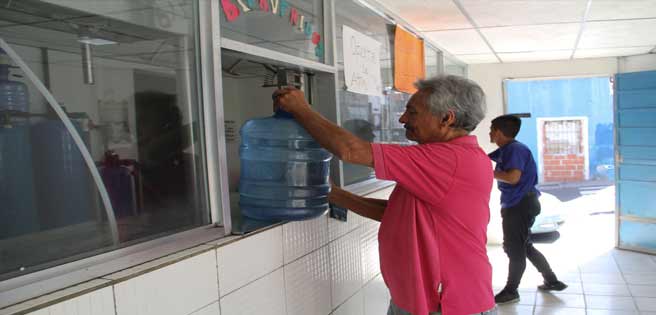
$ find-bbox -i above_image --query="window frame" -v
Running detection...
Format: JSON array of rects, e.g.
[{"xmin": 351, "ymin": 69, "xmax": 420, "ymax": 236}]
[{"xmin": 0, "ymin": 0, "xmax": 223, "ymax": 306}]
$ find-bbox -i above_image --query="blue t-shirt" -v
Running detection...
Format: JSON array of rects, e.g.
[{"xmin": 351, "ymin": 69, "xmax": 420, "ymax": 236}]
[{"xmin": 488, "ymin": 140, "xmax": 540, "ymax": 208}]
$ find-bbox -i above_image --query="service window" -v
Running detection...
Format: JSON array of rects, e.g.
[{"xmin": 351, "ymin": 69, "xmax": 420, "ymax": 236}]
[{"xmin": 0, "ymin": 0, "xmax": 209, "ymax": 280}]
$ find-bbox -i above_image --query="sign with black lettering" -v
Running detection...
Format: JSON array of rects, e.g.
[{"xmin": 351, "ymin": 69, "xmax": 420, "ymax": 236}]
[{"xmin": 342, "ymin": 25, "xmax": 382, "ymax": 96}]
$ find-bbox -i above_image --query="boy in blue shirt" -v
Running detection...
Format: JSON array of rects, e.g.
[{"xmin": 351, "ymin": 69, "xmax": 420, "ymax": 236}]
[{"xmin": 488, "ymin": 115, "xmax": 567, "ymax": 304}]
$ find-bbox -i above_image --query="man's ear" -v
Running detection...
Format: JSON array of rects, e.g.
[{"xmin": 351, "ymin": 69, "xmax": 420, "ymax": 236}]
[{"xmin": 441, "ymin": 111, "xmax": 456, "ymax": 126}]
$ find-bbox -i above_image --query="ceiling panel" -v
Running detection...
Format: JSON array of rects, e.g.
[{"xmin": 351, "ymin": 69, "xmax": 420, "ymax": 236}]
[
  {"xmin": 574, "ymin": 46, "xmax": 654, "ymax": 59},
  {"xmin": 481, "ymin": 24, "xmax": 580, "ymax": 52},
  {"xmin": 424, "ymin": 29, "xmax": 491, "ymax": 55},
  {"xmin": 374, "ymin": 0, "xmax": 471, "ymax": 30},
  {"xmin": 498, "ymin": 50, "xmax": 572, "ymax": 63},
  {"xmin": 459, "ymin": 0, "xmax": 587, "ymax": 27},
  {"xmin": 578, "ymin": 19, "xmax": 656, "ymax": 49},
  {"xmin": 455, "ymin": 53, "xmax": 498, "ymax": 64},
  {"xmin": 588, "ymin": 0, "xmax": 656, "ymax": 20}
]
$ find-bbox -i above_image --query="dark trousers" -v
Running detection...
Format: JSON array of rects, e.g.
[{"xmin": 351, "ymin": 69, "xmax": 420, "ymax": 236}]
[{"xmin": 501, "ymin": 192, "xmax": 557, "ymax": 291}]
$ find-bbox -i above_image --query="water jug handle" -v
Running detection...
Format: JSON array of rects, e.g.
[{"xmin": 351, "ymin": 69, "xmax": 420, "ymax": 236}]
[{"xmin": 274, "ymin": 109, "xmax": 294, "ymax": 118}]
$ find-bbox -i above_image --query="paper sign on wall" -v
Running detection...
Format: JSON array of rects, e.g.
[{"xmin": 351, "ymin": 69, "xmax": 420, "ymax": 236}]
[
  {"xmin": 342, "ymin": 25, "xmax": 383, "ymax": 96},
  {"xmin": 394, "ymin": 26, "xmax": 425, "ymax": 94}
]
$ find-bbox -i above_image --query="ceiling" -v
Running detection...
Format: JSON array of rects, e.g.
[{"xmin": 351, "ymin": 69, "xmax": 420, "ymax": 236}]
[{"xmin": 372, "ymin": 0, "xmax": 656, "ymax": 64}]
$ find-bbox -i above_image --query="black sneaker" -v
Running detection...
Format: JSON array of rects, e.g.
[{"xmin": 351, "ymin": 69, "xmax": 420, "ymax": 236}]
[
  {"xmin": 494, "ymin": 289, "xmax": 520, "ymax": 304},
  {"xmin": 538, "ymin": 280, "xmax": 568, "ymax": 291}
]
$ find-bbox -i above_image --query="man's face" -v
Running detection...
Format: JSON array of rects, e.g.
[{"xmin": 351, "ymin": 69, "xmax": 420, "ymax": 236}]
[{"xmin": 398, "ymin": 90, "xmax": 444, "ymax": 144}]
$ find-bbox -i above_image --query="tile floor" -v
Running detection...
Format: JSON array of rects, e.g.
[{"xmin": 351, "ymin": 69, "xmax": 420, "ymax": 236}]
[{"xmin": 487, "ymin": 212, "xmax": 656, "ymax": 315}]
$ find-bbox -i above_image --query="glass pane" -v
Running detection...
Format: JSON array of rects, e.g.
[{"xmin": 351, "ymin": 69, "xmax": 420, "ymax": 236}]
[
  {"xmin": 445, "ymin": 55, "xmax": 466, "ymax": 76},
  {"xmin": 425, "ymin": 44, "xmax": 439, "ymax": 78},
  {"xmin": 335, "ymin": 0, "xmax": 413, "ymax": 185},
  {"xmin": 0, "ymin": 0, "xmax": 208, "ymax": 280},
  {"xmin": 219, "ymin": 0, "xmax": 325, "ymax": 63}
]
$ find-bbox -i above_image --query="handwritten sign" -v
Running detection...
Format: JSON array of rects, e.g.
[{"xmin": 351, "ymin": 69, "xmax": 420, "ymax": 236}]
[{"xmin": 342, "ymin": 25, "xmax": 382, "ymax": 96}]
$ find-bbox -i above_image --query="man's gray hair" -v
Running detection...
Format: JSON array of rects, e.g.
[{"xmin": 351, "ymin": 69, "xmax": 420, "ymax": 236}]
[{"xmin": 415, "ymin": 75, "xmax": 486, "ymax": 132}]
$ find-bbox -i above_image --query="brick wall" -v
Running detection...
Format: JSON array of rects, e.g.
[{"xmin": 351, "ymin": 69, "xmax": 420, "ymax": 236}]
[{"xmin": 543, "ymin": 153, "xmax": 585, "ymax": 182}]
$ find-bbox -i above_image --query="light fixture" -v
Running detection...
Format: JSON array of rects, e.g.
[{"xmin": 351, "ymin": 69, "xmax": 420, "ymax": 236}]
[
  {"xmin": 78, "ymin": 36, "xmax": 117, "ymax": 46},
  {"xmin": 76, "ymin": 28, "xmax": 116, "ymax": 85}
]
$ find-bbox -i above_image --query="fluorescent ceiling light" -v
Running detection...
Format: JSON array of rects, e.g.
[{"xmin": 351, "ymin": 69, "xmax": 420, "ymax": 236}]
[{"xmin": 78, "ymin": 37, "xmax": 116, "ymax": 46}]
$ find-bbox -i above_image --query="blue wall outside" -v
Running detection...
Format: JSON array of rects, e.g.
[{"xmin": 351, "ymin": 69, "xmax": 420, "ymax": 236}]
[{"xmin": 506, "ymin": 77, "xmax": 614, "ymax": 180}]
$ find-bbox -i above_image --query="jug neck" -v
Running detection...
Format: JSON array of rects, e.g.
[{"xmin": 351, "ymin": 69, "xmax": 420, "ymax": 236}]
[{"xmin": 274, "ymin": 110, "xmax": 294, "ymax": 119}]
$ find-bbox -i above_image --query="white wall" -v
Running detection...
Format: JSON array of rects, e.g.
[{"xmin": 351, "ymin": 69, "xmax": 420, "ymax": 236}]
[
  {"xmin": 468, "ymin": 57, "xmax": 619, "ymax": 153},
  {"xmin": 619, "ymin": 54, "xmax": 656, "ymax": 73}
]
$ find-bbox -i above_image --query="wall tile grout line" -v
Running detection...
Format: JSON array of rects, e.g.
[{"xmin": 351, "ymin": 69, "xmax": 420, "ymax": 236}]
[
  {"xmin": 185, "ymin": 301, "xmax": 219, "ymax": 315},
  {"xmin": 214, "ymin": 248, "xmax": 223, "ymax": 315},
  {"xmin": 111, "ymin": 286, "xmax": 118, "ymax": 315},
  {"xmin": 280, "ymin": 226, "xmax": 289, "ymax": 315}
]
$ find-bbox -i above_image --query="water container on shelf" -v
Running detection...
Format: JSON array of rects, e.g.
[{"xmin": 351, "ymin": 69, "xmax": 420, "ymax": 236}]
[
  {"xmin": 0, "ymin": 52, "xmax": 29, "ymax": 112},
  {"xmin": 239, "ymin": 110, "xmax": 332, "ymax": 221}
]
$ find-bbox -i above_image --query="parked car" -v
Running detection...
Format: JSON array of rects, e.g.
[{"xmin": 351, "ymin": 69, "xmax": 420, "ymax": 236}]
[{"xmin": 487, "ymin": 182, "xmax": 566, "ymax": 244}]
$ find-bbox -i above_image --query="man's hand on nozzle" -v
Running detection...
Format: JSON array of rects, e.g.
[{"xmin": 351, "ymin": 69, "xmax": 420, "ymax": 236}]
[{"xmin": 272, "ymin": 87, "xmax": 310, "ymax": 114}]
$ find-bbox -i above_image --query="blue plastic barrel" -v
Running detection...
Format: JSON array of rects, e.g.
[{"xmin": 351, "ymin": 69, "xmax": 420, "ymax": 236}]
[
  {"xmin": 0, "ymin": 121, "xmax": 39, "ymax": 238},
  {"xmin": 31, "ymin": 119, "xmax": 94, "ymax": 230},
  {"xmin": 239, "ymin": 111, "xmax": 332, "ymax": 221},
  {"xmin": 0, "ymin": 59, "xmax": 38, "ymax": 238}
]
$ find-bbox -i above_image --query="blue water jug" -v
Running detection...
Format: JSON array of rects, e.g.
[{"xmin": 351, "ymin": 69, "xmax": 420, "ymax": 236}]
[
  {"xmin": 239, "ymin": 110, "xmax": 332, "ymax": 221},
  {"xmin": 0, "ymin": 63, "xmax": 29, "ymax": 112}
]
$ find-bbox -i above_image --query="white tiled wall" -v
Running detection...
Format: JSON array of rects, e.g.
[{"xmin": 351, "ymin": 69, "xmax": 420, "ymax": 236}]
[
  {"xmin": 219, "ymin": 269, "xmax": 286, "ymax": 315},
  {"xmin": 330, "ymin": 227, "xmax": 364, "ymax": 309},
  {"xmin": 114, "ymin": 250, "xmax": 219, "ymax": 315},
  {"xmin": 364, "ymin": 275, "xmax": 390, "ymax": 315},
  {"xmin": 329, "ymin": 211, "xmax": 365, "ymax": 242},
  {"xmin": 332, "ymin": 291, "xmax": 364, "ymax": 315},
  {"xmin": 217, "ymin": 226, "xmax": 284, "ymax": 296},
  {"xmin": 26, "ymin": 286, "xmax": 114, "ymax": 315},
  {"xmin": 283, "ymin": 216, "xmax": 329, "ymax": 264},
  {"xmin": 16, "ymin": 190, "xmax": 392, "ymax": 315},
  {"xmin": 284, "ymin": 247, "xmax": 331, "ymax": 315},
  {"xmin": 190, "ymin": 302, "xmax": 221, "ymax": 315},
  {"xmin": 360, "ymin": 221, "xmax": 381, "ymax": 284}
]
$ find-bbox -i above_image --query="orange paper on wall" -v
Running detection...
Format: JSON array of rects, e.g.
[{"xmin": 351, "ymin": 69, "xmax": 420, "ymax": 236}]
[{"xmin": 394, "ymin": 26, "xmax": 425, "ymax": 94}]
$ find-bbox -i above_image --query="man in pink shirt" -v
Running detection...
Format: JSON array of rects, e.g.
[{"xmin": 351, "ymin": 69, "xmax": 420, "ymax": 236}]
[{"xmin": 274, "ymin": 75, "xmax": 496, "ymax": 315}]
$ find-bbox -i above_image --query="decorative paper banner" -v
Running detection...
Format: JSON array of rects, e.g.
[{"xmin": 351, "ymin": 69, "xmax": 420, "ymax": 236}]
[
  {"xmin": 342, "ymin": 25, "xmax": 383, "ymax": 96},
  {"xmin": 394, "ymin": 26, "xmax": 425, "ymax": 94}
]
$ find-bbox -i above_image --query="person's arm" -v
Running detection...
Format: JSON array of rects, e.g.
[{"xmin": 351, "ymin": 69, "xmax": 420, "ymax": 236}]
[
  {"xmin": 274, "ymin": 88, "xmax": 373, "ymax": 167},
  {"xmin": 328, "ymin": 184, "xmax": 386, "ymax": 222},
  {"xmin": 494, "ymin": 169, "xmax": 522, "ymax": 185}
]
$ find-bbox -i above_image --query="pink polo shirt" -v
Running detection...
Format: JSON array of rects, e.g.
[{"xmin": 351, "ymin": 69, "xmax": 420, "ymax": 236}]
[{"xmin": 372, "ymin": 135, "xmax": 494, "ymax": 315}]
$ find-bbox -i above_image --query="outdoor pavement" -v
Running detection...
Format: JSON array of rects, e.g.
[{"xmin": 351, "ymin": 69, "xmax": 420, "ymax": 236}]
[{"xmin": 488, "ymin": 181, "xmax": 656, "ymax": 314}]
